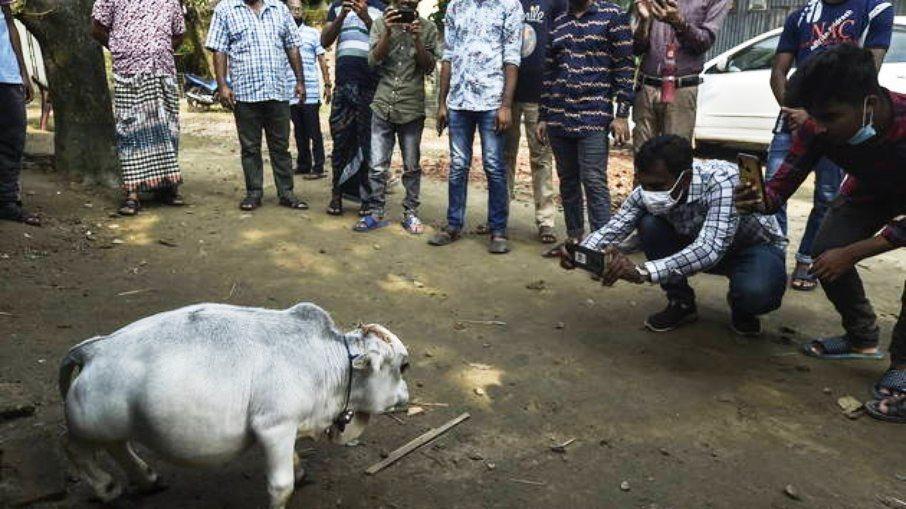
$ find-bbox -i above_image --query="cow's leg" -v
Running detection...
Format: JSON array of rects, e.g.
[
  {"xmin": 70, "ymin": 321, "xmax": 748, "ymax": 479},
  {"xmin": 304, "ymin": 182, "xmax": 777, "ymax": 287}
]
[
  {"xmin": 255, "ymin": 423, "xmax": 298, "ymax": 509},
  {"xmin": 63, "ymin": 433, "xmax": 123, "ymax": 502},
  {"xmin": 107, "ymin": 441, "xmax": 163, "ymax": 493}
]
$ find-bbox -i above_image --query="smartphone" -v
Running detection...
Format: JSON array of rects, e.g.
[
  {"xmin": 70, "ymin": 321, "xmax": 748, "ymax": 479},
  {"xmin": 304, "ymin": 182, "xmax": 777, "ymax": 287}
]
[
  {"xmin": 395, "ymin": 7, "xmax": 417, "ymax": 24},
  {"xmin": 737, "ymin": 153, "xmax": 765, "ymax": 204},
  {"xmin": 565, "ymin": 243, "xmax": 607, "ymax": 275}
]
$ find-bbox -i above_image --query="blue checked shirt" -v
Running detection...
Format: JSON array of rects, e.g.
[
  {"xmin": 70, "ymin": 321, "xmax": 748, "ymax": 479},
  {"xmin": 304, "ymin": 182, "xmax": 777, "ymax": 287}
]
[
  {"xmin": 287, "ymin": 24, "xmax": 325, "ymax": 106},
  {"xmin": 206, "ymin": 0, "xmax": 302, "ymax": 103},
  {"xmin": 441, "ymin": 0, "xmax": 524, "ymax": 111},
  {"xmin": 582, "ymin": 160, "xmax": 787, "ymax": 284}
]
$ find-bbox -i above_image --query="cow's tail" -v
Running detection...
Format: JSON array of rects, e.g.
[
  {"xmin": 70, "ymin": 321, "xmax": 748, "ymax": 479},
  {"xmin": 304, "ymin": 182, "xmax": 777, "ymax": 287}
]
[{"xmin": 58, "ymin": 336, "xmax": 106, "ymax": 402}]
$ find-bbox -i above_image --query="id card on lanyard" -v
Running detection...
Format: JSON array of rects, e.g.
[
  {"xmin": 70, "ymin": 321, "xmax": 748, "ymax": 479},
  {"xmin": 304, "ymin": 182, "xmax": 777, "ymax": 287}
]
[{"xmin": 660, "ymin": 40, "xmax": 677, "ymax": 104}]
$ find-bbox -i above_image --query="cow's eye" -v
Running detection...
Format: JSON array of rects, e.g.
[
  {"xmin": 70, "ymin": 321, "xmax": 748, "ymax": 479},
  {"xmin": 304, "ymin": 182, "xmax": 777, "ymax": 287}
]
[{"xmin": 400, "ymin": 362, "xmax": 409, "ymax": 374}]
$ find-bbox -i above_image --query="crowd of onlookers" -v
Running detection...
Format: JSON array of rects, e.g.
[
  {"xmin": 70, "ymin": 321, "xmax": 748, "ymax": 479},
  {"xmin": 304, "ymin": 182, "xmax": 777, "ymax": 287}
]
[{"xmin": 0, "ymin": 0, "xmax": 904, "ymax": 422}]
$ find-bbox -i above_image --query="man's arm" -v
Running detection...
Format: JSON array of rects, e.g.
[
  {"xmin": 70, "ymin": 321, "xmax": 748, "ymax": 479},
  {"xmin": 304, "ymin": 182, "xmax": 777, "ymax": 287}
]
[
  {"xmin": 317, "ymin": 54, "xmax": 330, "ymax": 84},
  {"xmin": 631, "ymin": 0, "xmax": 651, "ymax": 56},
  {"xmin": 4, "ymin": 6, "xmax": 32, "ymax": 102},
  {"xmin": 581, "ymin": 189, "xmax": 647, "ymax": 249},
  {"xmin": 321, "ymin": 3, "xmax": 347, "ymax": 48},
  {"xmin": 659, "ymin": 0, "xmax": 730, "ymax": 56},
  {"xmin": 212, "ymin": 51, "xmax": 235, "ymax": 107},
  {"xmin": 286, "ymin": 46, "xmax": 304, "ymax": 83},
  {"xmin": 90, "ymin": 19, "xmax": 110, "ymax": 47},
  {"xmin": 609, "ymin": 9, "xmax": 634, "ymax": 143},
  {"xmin": 369, "ymin": 17, "xmax": 390, "ymax": 66},
  {"xmin": 769, "ymin": 52, "xmax": 794, "ymax": 106},
  {"xmin": 412, "ymin": 19, "xmax": 436, "ymax": 73}
]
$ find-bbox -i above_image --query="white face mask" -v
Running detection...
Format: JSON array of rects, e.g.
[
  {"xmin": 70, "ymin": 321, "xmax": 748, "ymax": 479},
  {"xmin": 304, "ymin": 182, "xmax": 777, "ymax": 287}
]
[{"xmin": 640, "ymin": 170, "xmax": 688, "ymax": 215}]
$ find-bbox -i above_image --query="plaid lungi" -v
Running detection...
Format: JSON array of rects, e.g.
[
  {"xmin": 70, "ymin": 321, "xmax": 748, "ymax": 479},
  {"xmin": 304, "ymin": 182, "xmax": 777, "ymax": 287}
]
[{"xmin": 113, "ymin": 74, "xmax": 182, "ymax": 192}]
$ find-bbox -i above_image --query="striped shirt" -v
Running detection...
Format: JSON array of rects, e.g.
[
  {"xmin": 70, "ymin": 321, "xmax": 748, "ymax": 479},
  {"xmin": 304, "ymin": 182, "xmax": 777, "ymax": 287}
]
[
  {"xmin": 206, "ymin": 0, "xmax": 301, "ymax": 103},
  {"xmin": 326, "ymin": 0, "xmax": 385, "ymax": 88},
  {"xmin": 582, "ymin": 160, "xmax": 786, "ymax": 285},
  {"xmin": 287, "ymin": 24, "xmax": 325, "ymax": 105},
  {"xmin": 539, "ymin": 1, "xmax": 634, "ymax": 137}
]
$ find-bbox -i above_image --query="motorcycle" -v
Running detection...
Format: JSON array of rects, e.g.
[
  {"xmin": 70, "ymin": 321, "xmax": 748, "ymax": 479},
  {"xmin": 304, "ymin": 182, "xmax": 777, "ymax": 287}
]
[{"xmin": 183, "ymin": 73, "xmax": 230, "ymax": 111}]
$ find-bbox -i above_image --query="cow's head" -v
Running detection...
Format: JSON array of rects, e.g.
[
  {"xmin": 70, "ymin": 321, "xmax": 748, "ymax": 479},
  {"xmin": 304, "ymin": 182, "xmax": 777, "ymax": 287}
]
[{"xmin": 327, "ymin": 324, "xmax": 410, "ymax": 444}]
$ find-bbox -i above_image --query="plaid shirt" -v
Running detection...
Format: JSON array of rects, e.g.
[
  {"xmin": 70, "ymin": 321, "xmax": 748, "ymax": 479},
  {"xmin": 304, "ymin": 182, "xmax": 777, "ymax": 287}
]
[
  {"xmin": 540, "ymin": 1, "xmax": 634, "ymax": 137},
  {"xmin": 582, "ymin": 160, "xmax": 786, "ymax": 284},
  {"xmin": 765, "ymin": 88, "xmax": 906, "ymax": 248},
  {"xmin": 206, "ymin": 0, "xmax": 301, "ymax": 103}
]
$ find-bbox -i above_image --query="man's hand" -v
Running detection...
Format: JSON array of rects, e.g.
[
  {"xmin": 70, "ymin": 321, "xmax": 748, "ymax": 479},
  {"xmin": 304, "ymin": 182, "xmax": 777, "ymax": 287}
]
[
  {"xmin": 384, "ymin": 7, "xmax": 403, "ymax": 28},
  {"xmin": 349, "ymin": 0, "xmax": 369, "ymax": 21},
  {"xmin": 436, "ymin": 104, "xmax": 448, "ymax": 135},
  {"xmin": 599, "ymin": 246, "xmax": 644, "ymax": 286},
  {"xmin": 559, "ymin": 242, "xmax": 576, "ymax": 271},
  {"xmin": 218, "ymin": 84, "xmax": 236, "ymax": 109},
  {"xmin": 495, "ymin": 105, "xmax": 512, "ymax": 134},
  {"xmin": 811, "ymin": 247, "xmax": 857, "ymax": 282},
  {"xmin": 23, "ymin": 79, "xmax": 34, "ymax": 104},
  {"xmin": 324, "ymin": 82, "xmax": 333, "ymax": 103},
  {"xmin": 294, "ymin": 81, "xmax": 305, "ymax": 101},
  {"xmin": 341, "ymin": 0, "xmax": 353, "ymax": 14},
  {"xmin": 408, "ymin": 18, "xmax": 422, "ymax": 39},
  {"xmin": 635, "ymin": 0, "xmax": 651, "ymax": 20},
  {"xmin": 781, "ymin": 107, "xmax": 809, "ymax": 131},
  {"xmin": 535, "ymin": 121, "xmax": 548, "ymax": 146},
  {"xmin": 733, "ymin": 183, "xmax": 765, "ymax": 214},
  {"xmin": 650, "ymin": 0, "xmax": 683, "ymax": 27},
  {"xmin": 612, "ymin": 117, "xmax": 630, "ymax": 146}
]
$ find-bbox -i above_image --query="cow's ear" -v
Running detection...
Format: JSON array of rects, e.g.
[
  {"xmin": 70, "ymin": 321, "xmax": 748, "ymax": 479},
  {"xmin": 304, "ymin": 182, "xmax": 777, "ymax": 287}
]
[{"xmin": 351, "ymin": 352, "xmax": 382, "ymax": 372}]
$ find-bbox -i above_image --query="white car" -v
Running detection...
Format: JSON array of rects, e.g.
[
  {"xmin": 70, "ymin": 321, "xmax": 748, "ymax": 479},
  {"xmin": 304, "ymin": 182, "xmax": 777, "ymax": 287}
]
[{"xmin": 695, "ymin": 16, "xmax": 906, "ymax": 147}]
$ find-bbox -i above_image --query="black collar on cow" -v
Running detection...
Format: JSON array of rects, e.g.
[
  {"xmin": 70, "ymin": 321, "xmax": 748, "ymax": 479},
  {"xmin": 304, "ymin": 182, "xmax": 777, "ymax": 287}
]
[{"xmin": 333, "ymin": 335, "xmax": 356, "ymax": 432}]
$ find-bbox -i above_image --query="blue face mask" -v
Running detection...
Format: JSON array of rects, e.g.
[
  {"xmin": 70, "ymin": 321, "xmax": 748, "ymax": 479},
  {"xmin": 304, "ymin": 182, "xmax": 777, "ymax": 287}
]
[{"xmin": 847, "ymin": 97, "xmax": 876, "ymax": 146}]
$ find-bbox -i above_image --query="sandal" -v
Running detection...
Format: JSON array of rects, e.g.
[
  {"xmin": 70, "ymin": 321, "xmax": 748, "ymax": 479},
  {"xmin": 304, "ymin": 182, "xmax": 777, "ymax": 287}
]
[
  {"xmin": 871, "ymin": 368, "xmax": 906, "ymax": 400},
  {"xmin": 303, "ymin": 173, "xmax": 326, "ymax": 180},
  {"xmin": 790, "ymin": 263, "xmax": 818, "ymax": 291},
  {"xmin": 538, "ymin": 225, "xmax": 557, "ymax": 244},
  {"xmin": 865, "ymin": 395, "xmax": 906, "ymax": 423},
  {"xmin": 239, "ymin": 196, "xmax": 261, "ymax": 211},
  {"xmin": 401, "ymin": 213, "xmax": 425, "ymax": 235},
  {"xmin": 279, "ymin": 196, "xmax": 309, "ymax": 210},
  {"xmin": 428, "ymin": 227, "xmax": 461, "ymax": 246},
  {"xmin": 0, "ymin": 202, "xmax": 41, "ymax": 226},
  {"xmin": 358, "ymin": 204, "xmax": 373, "ymax": 217},
  {"xmin": 118, "ymin": 198, "xmax": 141, "ymax": 216},
  {"xmin": 326, "ymin": 196, "xmax": 343, "ymax": 216},
  {"xmin": 157, "ymin": 188, "xmax": 185, "ymax": 207},
  {"xmin": 542, "ymin": 242, "xmax": 566, "ymax": 258},
  {"xmin": 474, "ymin": 224, "xmax": 491, "ymax": 235},
  {"xmin": 801, "ymin": 335, "xmax": 885, "ymax": 360},
  {"xmin": 353, "ymin": 214, "xmax": 389, "ymax": 232}
]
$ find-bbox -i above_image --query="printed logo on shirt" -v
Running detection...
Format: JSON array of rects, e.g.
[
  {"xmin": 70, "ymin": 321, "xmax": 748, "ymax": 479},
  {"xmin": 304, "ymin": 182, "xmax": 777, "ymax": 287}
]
[
  {"xmin": 808, "ymin": 10, "xmax": 856, "ymax": 51},
  {"xmin": 525, "ymin": 4, "xmax": 544, "ymax": 23}
]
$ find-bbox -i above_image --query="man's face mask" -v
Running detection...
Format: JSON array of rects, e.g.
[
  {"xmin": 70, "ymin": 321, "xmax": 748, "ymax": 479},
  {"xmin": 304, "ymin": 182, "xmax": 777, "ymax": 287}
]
[
  {"xmin": 640, "ymin": 170, "xmax": 688, "ymax": 215},
  {"xmin": 847, "ymin": 96, "xmax": 877, "ymax": 146}
]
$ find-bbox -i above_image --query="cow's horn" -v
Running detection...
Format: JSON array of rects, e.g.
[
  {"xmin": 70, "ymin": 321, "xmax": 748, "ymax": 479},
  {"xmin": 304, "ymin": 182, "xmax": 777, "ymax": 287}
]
[{"xmin": 359, "ymin": 323, "xmax": 393, "ymax": 344}]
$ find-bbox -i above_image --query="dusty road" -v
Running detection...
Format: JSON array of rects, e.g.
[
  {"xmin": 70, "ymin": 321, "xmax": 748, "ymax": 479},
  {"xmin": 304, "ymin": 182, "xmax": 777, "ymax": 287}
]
[{"xmin": 1, "ymin": 106, "xmax": 904, "ymax": 509}]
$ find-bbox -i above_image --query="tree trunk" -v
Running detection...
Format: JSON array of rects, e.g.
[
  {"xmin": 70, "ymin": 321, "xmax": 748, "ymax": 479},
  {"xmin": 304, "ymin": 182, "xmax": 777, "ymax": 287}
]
[
  {"xmin": 18, "ymin": 0, "xmax": 120, "ymax": 186},
  {"xmin": 178, "ymin": 4, "xmax": 211, "ymax": 77}
]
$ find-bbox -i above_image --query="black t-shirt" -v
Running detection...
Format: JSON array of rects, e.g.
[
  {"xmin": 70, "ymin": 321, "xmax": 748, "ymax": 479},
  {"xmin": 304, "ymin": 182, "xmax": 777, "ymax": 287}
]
[{"xmin": 515, "ymin": 0, "xmax": 567, "ymax": 103}]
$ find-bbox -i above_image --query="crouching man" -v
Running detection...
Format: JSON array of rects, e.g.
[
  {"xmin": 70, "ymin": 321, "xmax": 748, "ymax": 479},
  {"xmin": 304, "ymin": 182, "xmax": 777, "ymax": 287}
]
[{"xmin": 564, "ymin": 135, "xmax": 787, "ymax": 336}]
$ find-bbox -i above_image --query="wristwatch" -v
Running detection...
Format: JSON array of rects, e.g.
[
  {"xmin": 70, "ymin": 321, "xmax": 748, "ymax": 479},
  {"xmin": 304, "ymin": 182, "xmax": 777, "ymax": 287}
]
[{"xmin": 634, "ymin": 264, "xmax": 650, "ymax": 283}]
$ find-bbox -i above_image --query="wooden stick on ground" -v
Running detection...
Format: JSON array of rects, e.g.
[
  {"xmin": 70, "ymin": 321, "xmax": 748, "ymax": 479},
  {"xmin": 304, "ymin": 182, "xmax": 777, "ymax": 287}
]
[{"xmin": 365, "ymin": 412, "xmax": 471, "ymax": 475}]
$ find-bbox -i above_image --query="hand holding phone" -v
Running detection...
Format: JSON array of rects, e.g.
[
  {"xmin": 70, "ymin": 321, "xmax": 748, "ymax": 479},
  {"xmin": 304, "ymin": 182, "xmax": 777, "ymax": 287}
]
[{"xmin": 737, "ymin": 153, "xmax": 765, "ymax": 207}]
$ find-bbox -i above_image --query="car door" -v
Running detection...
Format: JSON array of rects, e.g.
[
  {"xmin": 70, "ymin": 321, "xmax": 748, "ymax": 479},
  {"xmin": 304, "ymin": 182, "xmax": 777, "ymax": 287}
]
[
  {"xmin": 879, "ymin": 24, "xmax": 906, "ymax": 93},
  {"xmin": 695, "ymin": 34, "xmax": 781, "ymax": 146}
]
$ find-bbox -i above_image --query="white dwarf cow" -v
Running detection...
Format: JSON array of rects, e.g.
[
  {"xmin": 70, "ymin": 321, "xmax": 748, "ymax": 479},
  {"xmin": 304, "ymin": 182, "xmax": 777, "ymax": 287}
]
[{"xmin": 59, "ymin": 302, "xmax": 410, "ymax": 508}]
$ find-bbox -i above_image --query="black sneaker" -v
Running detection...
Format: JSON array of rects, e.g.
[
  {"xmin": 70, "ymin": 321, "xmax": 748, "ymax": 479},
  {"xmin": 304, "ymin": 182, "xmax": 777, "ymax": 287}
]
[
  {"xmin": 644, "ymin": 300, "xmax": 698, "ymax": 332},
  {"xmin": 730, "ymin": 312, "xmax": 762, "ymax": 337}
]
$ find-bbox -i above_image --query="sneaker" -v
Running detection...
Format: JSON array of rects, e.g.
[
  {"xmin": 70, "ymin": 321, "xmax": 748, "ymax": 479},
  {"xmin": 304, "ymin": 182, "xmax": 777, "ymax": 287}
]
[
  {"xmin": 644, "ymin": 300, "xmax": 698, "ymax": 332},
  {"xmin": 730, "ymin": 312, "xmax": 762, "ymax": 337}
]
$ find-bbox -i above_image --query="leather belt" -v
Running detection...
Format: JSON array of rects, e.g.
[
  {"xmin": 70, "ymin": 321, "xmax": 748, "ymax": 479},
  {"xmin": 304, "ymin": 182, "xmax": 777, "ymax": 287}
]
[{"xmin": 640, "ymin": 74, "xmax": 703, "ymax": 89}]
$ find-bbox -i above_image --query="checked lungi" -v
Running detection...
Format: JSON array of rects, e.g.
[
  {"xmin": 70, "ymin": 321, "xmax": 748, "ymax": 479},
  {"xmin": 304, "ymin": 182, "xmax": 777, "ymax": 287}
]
[{"xmin": 113, "ymin": 74, "xmax": 182, "ymax": 192}]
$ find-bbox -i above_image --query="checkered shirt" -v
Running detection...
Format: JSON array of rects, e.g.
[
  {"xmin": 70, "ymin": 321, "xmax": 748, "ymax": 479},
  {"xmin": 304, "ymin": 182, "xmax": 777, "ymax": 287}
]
[
  {"xmin": 206, "ymin": 0, "xmax": 301, "ymax": 103},
  {"xmin": 582, "ymin": 159, "xmax": 787, "ymax": 285}
]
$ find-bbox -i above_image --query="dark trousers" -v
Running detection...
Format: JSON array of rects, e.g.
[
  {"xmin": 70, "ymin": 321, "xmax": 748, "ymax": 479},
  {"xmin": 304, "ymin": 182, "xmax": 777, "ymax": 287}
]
[
  {"xmin": 549, "ymin": 133, "xmax": 611, "ymax": 239},
  {"xmin": 638, "ymin": 214, "xmax": 787, "ymax": 318},
  {"xmin": 290, "ymin": 102, "xmax": 324, "ymax": 174},
  {"xmin": 810, "ymin": 198, "xmax": 906, "ymax": 362},
  {"xmin": 0, "ymin": 84, "xmax": 26, "ymax": 204},
  {"xmin": 233, "ymin": 100, "xmax": 295, "ymax": 200},
  {"xmin": 329, "ymin": 82, "xmax": 375, "ymax": 200}
]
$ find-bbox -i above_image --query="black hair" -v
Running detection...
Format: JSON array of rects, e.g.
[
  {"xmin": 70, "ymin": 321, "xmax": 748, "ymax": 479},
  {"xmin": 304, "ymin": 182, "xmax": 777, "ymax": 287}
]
[
  {"xmin": 635, "ymin": 135, "xmax": 693, "ymax": 177},
  {"xmin": 785, "ymin": 45, "xmax": 880, "ymax": 110}
]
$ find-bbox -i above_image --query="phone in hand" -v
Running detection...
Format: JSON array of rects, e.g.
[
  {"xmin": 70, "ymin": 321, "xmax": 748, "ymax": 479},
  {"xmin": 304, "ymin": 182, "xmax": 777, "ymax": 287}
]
[
  {"xmin": 395, "ymin": 7, "xmax": 417, "ymax": 24},
  {"xmin": 737, "ymin": 153, "xmax": 765, "ymax": 205},
  {"xmin": 564, "ymin": 243, "xmax": 608, "ymax": 275}
]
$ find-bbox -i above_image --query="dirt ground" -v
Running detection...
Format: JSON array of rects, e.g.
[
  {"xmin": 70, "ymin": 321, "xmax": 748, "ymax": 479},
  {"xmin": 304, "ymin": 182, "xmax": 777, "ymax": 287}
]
[{"xmin": 1, "ymin": 104, "xmax": 905, "ymax": 509}]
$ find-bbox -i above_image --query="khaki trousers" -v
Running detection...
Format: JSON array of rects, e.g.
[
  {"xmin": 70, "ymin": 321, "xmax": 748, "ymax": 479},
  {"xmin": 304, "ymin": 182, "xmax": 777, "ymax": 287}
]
[
  {"xmin": 631, "ymin": 84, "xmax": 698, "ymax": 154},
  {"xmin": 504, "ymin": 101, "xmax": 556, "ymax": 229}
]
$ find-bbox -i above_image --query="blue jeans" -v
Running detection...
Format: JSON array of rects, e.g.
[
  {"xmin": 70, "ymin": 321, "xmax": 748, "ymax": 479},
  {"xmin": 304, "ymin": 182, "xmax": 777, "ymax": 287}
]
[
  {"xmin": 766, "ymin": 131, "xmax": 844, "ymax": 265},
  {"xmin": 638, "ymin": 214, "xmax": 787, "ymax": 318},
  {"xmin": 447, "ymin": 109, "xmax": 508, "ymax": 235},
  {"xmin": 367, "ymin": 114, "xmax": 423, "ymax": 216}
]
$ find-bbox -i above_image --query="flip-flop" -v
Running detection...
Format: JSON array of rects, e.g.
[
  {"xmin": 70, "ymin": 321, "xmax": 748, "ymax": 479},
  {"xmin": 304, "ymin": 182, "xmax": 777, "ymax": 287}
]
[
  {"xmin": 801, "ymin": 335, "xmax": 885, "ymax": 360},
  {"xmin": 790, "ymin": 264, "xmax": 818, "ymax": 291},
  {"xmin": 538, "ymin": 226, "xmax": 557, "ymax": 244},
  {"xmin": 871, "ymin": 368, "xmax": 906, "ymax": 400},
  {"xmin": 0, "ymin": 202, "xmax": 41, "ymax": 226},
  {"xmin": 865, "ymin": 395, "xmax": 906, "ymax": 423},
  {"xmin": 326, "ymin": 197, "xmax": 343, "ymax": 216},
  {"xmin": 401, "ymin": 213, "xmax": 424, "ymax": 235},
  {"xmin": 118, "ymin": 198, "xmax": 142, "ymax": 216},
  {"xmin": 279, "ymin": 197, "xmax": 310, "ymax": 210},
  {"xmin": 428, "ymin": 228, "xmax": 461, "ymax": 246},
  {"xmin": 353, "ymin": 215, "xmax": 389, "ymax": 232}
]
